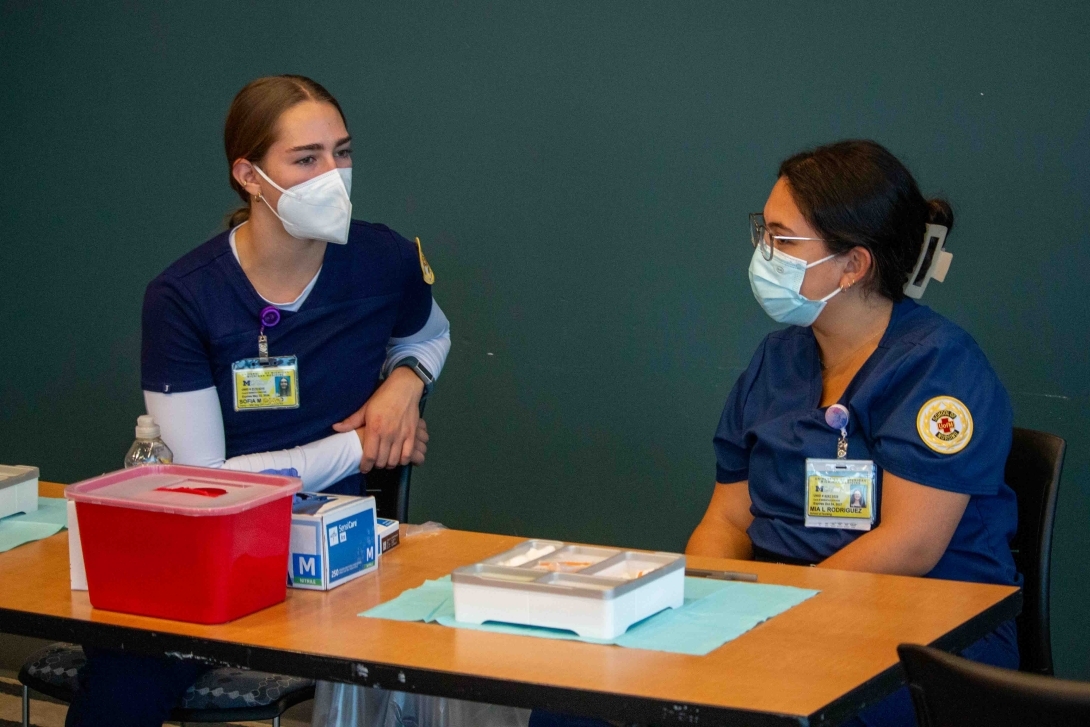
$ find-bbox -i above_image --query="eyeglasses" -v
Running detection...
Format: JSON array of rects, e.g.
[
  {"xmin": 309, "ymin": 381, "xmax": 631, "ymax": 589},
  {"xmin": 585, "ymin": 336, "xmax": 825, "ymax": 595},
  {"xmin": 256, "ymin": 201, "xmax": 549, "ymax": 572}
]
[{"xmin": 750, "ymin": 212, "xmax": 827, "ymax": 261}]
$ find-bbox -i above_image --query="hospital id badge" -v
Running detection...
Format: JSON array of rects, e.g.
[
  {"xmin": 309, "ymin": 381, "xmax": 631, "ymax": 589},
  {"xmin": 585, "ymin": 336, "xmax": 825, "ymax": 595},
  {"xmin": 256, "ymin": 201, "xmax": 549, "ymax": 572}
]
[
  {"xmin": 232, "ymin": 356, "xmax": 300, "ymax": 411},
  {"xmin": 805, "ymin": 458, "xmax": 876, "ymax": 531}
]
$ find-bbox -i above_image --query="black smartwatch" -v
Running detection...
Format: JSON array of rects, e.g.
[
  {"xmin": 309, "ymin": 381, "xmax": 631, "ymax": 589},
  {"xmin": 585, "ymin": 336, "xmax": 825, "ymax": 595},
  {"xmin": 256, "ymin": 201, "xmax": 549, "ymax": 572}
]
[{"xmin": 392, "ymin": 356, "xmax": 435, "ymax": 393}]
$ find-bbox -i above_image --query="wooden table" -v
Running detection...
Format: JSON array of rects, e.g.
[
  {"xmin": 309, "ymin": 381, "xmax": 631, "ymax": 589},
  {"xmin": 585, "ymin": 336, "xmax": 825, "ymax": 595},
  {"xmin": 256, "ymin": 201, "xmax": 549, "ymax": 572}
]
[{"xmin": 0, "ymin": 482, "xmax": 1019, "ymax": 726}]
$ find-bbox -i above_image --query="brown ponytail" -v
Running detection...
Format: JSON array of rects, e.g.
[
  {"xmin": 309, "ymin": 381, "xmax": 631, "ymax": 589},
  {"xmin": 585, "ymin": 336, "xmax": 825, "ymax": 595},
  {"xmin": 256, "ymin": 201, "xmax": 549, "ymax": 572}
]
[
  {"xmin": 226, "ymin": 206, "xmax": 252, "ymax": 228},
  {"xmin": 926, "ymin": 198, "xmax": 955, "ymax": 232},
  {"xmin": 222, "ymin": 75, "xmax": 346, "ymax": 228}
]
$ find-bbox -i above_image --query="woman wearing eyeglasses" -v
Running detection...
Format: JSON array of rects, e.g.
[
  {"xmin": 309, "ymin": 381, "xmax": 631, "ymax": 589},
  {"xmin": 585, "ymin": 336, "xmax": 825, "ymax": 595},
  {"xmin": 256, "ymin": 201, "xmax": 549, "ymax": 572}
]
[{"xmin": 687, "ymin": 140, "xmax": 1019, "ymax": 727}]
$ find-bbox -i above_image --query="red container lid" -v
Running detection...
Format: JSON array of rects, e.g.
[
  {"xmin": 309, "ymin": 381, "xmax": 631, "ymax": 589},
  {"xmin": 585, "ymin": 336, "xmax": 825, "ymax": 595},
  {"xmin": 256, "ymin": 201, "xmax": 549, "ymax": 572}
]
[{"xmin": 67, "ymin": 465, "xmax": 302, "ymax": 516}]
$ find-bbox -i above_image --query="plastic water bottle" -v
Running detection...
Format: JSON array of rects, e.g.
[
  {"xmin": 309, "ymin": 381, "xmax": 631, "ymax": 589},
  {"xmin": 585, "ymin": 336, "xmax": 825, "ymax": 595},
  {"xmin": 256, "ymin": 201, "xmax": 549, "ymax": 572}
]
[{"xmin": 123, "ymin": 415, "xmax": 174, "ymax": 468}]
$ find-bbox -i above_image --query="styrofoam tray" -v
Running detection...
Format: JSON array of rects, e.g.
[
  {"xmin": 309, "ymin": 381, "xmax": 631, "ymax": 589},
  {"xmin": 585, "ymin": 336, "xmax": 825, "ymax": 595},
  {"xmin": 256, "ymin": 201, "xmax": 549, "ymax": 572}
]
[
  {"xmin": 451, "ymin": 540, "xmax": 685, "ymax": 639},
  {"xmin": 0, "ymin": 465, "xmax": 39, "ymax": 520}
]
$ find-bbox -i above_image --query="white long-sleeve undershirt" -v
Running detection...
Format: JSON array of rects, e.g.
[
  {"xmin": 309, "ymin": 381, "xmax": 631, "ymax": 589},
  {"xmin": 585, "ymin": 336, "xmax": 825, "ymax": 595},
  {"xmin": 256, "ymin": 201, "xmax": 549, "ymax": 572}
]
[
  {"xmin": 144, "ymin": 387, "xmax": 364, "ymax": 491},
  {"xmin": 143, "ymin": 230, "xmax": 451, "ymax": 491},
  {"xmin": 385, "ymin": 300, "xmax": 450, "ymax": 380}
]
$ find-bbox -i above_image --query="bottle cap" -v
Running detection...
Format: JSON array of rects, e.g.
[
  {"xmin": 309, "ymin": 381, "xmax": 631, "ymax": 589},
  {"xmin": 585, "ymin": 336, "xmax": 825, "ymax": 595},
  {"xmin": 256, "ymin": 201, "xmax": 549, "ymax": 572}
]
[{"xmin": 135, "ymin": 415, "xmax": 161, "ymax": 440}]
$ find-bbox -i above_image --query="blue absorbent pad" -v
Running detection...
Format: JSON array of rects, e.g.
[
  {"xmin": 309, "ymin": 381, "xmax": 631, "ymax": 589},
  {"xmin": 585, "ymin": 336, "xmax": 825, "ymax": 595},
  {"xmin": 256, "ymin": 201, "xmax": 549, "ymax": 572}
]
[
  {"xmin": 0, "ymin": 497, "xmax": 68, "ymax": 553},
  {"xmin": 361, "ymin": 575, "xmax": 818, "ymax": 655}
]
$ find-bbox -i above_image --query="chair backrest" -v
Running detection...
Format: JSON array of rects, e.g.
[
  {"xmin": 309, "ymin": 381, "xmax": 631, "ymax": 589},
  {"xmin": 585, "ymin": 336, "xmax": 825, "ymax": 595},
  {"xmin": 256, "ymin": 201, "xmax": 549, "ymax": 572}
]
[
  {"xmin": 898, "ymin": 643, "xmax": 1090, "ymax": 727},
  {"xmin": 1003, "ymin": 427, "xmax": 1065, "ymax": 675},
  {"xmin": 365, "ymin": 464, "xmax": 414, "ymax": 523}
]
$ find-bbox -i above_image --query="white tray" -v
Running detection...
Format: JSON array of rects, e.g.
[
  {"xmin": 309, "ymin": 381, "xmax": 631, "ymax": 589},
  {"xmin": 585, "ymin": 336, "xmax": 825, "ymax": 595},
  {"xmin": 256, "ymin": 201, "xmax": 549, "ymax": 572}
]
[
  {"xmin": 0, "ymin": 465, "xmax": 39, "ymax": 520},
  {"xmin": 451, "ymin": 540, "xmax": 685, "ymax": 639}
]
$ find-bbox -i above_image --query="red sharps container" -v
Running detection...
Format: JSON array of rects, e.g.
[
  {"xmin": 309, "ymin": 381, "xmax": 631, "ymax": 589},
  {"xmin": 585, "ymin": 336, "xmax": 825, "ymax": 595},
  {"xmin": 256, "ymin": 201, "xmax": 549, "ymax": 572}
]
[{"xmin": 67, "ymin": 465, "xmax": 301, "ymax": 624}]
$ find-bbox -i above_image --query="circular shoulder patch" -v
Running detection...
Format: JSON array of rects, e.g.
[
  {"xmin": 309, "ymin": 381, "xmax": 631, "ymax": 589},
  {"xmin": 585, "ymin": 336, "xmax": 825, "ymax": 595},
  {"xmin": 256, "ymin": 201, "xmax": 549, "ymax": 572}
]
[{"xmin": 916, "ymin": 396, "xmax": 974, "ymax": 454}]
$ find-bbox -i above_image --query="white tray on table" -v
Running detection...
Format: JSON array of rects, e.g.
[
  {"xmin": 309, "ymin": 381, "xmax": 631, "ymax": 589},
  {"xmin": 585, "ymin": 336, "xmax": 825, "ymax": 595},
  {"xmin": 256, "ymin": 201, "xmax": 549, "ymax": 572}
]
[{"xmin": 451, "ymin": 540, "xmax": 685, "ymax": 639}]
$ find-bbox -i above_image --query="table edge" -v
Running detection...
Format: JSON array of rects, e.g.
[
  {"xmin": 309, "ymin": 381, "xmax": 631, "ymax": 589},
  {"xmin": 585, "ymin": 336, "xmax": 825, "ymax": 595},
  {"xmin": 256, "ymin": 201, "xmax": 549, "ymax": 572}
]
[
  {"xmin": 804, "ymin": 587, "xmax": 1023, "ymax": 726},
  {"xmin": 0, "ymin": 604, "xmax": 808, "ymax": 726},
  {"xmin": 0, "ymin": 585, "xmax": 1022, "ymax": 727}
]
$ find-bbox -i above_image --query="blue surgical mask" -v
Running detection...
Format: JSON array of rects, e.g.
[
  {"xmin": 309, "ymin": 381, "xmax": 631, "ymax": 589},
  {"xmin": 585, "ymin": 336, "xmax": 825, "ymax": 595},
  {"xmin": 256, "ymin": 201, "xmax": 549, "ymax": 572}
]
[{"xmin": 748, "ymin": 246, "xmax": 842, "ymax": 326}]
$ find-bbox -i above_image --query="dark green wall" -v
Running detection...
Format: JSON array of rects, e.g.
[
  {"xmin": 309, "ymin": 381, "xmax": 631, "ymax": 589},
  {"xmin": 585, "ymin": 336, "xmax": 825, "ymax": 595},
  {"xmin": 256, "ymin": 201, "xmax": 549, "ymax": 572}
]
[{"xmin": 2, "ymin": 1, "xmax": 1088, "ymax": 677}]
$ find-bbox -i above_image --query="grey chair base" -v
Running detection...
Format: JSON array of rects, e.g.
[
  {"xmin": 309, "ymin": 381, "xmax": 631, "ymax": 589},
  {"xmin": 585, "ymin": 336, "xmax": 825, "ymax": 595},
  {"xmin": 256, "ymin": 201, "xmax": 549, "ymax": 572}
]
[
  {"xmin": 21, "ymin": 684, "xmax": 298, "ymax": 727},
  {"xmin": 19, "ymin": 642, "xmax": 314, "ymax": 727}
]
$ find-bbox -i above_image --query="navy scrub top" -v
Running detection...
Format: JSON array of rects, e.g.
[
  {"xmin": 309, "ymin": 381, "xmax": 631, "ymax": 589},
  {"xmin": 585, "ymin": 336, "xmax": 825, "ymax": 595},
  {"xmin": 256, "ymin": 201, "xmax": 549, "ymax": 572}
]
[
  {"xmin": 141, "ymin": 220, "xmax": 433, "ymax": 494},
  {"xmin": 714, "ymin": 298, "xmax": 1019, "ymax": 588}
]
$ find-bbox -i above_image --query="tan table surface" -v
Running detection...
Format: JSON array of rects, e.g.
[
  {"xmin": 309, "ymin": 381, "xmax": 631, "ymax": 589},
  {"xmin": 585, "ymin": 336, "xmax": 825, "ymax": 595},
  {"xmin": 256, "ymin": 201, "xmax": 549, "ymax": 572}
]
[
  {"xmin": 5, "ymin": 482, "xmax": 1019, "ymax": 726},
  {"xmin": 38, "ymin": 481, "xmax": 67, "ymax": 499}
]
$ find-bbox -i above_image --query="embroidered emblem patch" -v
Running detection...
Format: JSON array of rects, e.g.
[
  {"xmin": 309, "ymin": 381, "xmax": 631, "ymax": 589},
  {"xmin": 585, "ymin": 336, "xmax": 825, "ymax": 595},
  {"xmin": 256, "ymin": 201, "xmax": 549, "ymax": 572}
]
[
  {"xmin": 916, "ymin": 396, "xmax": 973, "ymax": 454},
  {"xmin": 415, "ymin": 236, "xmax": 435, "ymax": 285}
]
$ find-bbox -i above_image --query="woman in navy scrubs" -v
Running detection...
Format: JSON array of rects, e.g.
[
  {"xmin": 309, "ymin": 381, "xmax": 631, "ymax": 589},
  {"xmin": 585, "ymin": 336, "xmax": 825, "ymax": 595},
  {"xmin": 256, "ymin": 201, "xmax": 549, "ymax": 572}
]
[
  {"xmin": 66, "ymin": 75, "xmax": 450, "ymax": 727},
  {"xmin": 688, "ymin": 140, "xmax": 1018, "ymax": 727}
]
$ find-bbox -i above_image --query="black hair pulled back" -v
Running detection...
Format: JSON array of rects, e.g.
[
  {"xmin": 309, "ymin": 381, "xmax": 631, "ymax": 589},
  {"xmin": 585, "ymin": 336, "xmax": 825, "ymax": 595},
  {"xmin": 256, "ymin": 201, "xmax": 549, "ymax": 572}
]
[{"xmin": 778, "ymin": 140, "xmax": 953, "ymax": 302}]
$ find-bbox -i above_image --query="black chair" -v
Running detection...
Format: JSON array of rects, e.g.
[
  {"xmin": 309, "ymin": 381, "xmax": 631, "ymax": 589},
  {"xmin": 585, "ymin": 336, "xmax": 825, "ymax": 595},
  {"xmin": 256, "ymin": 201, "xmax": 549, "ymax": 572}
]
[
  {"xmin": 19, "ymin": 642, "xmax": 314, "ymax": 727},
  {"xmin": 899, "ymin": 643, "xmax": 1090, "ymax": 727},
  {"xmin": 365, "ymin": 461, "xmax": 415, "ymax": 523},
  {"xmin": 1004, "ymin": 427, "xmax": 1065, "ymax": 675}
]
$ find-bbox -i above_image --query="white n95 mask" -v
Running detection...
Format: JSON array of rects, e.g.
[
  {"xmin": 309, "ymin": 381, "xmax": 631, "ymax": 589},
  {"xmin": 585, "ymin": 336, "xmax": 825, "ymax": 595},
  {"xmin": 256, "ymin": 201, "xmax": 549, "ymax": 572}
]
[
  {"xmin": 748, "ymin": 246, "xmax": 841, "ymax": 326},
  {"xmin": 253, "ymin": 165, "xmax": 353, "ymax": 244}
]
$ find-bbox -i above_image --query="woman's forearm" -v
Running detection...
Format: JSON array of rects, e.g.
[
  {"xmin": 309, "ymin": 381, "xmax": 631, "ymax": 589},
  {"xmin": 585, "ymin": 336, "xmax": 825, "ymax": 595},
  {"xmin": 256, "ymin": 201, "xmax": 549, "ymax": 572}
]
[
  {"xmin": 821, "ymin": 474, "xmax": 970, "ymax": 576},
  {"xmin": 687, "ymin": 481, "xmax": 755, "ymax": 559},
  {"xmin": 144, "ymin": 388, "xmax": 363, "ymax": 491},
  {"xmin": 818, "ymin": 525, "xmax": 941, "ymax": 576},
  {"xmin": 686, "ymin": 517, "xmax": 753, "ymax": 560}
]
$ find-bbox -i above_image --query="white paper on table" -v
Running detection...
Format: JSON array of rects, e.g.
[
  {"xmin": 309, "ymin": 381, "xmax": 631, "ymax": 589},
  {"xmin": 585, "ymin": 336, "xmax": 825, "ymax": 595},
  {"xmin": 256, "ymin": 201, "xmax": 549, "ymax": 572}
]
[{"xmin": 67, "ymin": 499, "xmax": 87, "ymax": 590}]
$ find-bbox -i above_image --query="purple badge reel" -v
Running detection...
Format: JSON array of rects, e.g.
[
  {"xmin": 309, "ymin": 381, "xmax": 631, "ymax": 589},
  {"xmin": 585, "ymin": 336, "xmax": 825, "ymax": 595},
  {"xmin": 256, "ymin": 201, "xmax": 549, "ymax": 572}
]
[{"xmin": 260, "ymin": 306, "xmax": 281, "ymax": 329}]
